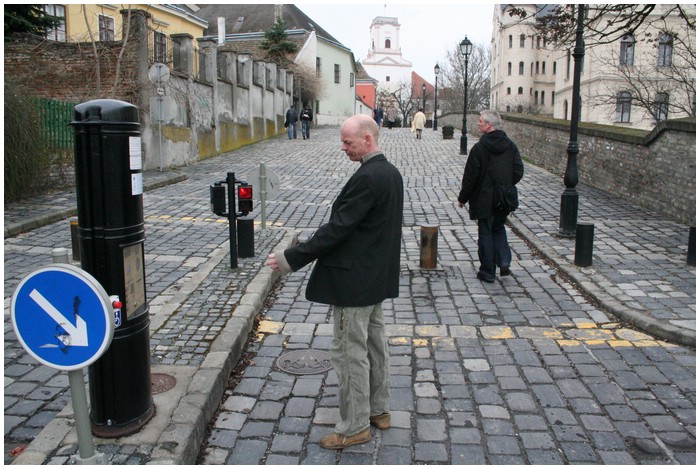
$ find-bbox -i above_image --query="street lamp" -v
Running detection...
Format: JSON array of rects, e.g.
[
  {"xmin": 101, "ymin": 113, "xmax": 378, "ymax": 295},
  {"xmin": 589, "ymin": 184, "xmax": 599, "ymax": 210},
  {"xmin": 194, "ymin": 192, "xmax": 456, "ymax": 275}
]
[
  {"xmin": 459, "ymin": 36, "xmax": 473, "ymax": 155},
  {"xmin": 422, "ymin": 83, "xmax": 426, "ymax": 111},
  {"xmin": 433, "ymin": 63, "xmax": 440, "ymax": 130},
  {"xmin": 559, "ymin": 6, "xmax": 585, "ymax": 237}
]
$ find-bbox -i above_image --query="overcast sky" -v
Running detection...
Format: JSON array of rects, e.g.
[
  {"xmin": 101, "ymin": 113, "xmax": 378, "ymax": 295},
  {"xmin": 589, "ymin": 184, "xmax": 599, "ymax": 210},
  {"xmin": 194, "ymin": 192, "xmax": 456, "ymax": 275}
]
[{"xmin": 296, "ymin": 2, "xmax": 496, "ymax": 80}]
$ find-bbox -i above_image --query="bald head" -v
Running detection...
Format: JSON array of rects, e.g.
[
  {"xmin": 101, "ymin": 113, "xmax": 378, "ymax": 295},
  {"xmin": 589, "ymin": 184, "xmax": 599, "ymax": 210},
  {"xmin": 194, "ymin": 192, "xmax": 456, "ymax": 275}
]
[{"xmin": 340, "ymin": 114, "xmax": 380, "ymax": 162}]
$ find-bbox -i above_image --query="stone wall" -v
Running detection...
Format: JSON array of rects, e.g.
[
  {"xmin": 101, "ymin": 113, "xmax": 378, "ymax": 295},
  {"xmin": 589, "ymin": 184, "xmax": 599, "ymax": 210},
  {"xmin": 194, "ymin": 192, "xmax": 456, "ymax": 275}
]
[{"xmin": 440, "ymin": 112, "xmax": 696, "ymax": 225}]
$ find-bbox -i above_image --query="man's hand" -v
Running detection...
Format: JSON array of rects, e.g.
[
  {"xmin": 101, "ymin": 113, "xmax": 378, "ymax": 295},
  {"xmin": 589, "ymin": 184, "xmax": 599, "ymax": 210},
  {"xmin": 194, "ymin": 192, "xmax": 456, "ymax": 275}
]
[
  {"xmin": 458, "ymin": 202, "xmax": 465, "ymax": 209},
  {"xmin": 265, "ymin": 253, "xmax": 280, "ymax": 271}
]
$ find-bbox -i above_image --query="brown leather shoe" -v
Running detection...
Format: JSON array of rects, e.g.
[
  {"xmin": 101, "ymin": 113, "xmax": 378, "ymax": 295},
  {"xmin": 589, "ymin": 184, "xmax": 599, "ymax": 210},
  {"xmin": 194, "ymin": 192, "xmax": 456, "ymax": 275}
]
[
  {"xmin": 370, "ymin": 412, "xmax": 391, "ymax": 430},
  {"xmin": 319, "ymin": 427, "xmax": 371, "ymax": 449}
]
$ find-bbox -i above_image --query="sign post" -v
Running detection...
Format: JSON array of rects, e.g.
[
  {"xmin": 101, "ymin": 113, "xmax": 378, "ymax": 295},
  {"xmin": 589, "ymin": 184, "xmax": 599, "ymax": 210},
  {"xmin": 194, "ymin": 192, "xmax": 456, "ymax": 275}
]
[{"xmin": 11, "ymin": 263, "xmax": 114, "ymax": 464}]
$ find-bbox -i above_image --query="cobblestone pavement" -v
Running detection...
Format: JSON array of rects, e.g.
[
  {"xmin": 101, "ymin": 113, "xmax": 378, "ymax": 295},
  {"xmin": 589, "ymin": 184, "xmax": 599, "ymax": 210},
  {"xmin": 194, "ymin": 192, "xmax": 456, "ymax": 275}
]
[{"xmin": 4, "ymin": 125, "xmax": 695, "ymax": 464}]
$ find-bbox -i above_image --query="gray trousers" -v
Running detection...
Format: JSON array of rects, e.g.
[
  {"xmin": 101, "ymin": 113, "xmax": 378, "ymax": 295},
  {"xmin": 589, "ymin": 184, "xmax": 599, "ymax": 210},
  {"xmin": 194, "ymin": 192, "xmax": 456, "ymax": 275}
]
[{"xmin": 331, "ymin": 303, "xmax": 390, "ymax": 436}]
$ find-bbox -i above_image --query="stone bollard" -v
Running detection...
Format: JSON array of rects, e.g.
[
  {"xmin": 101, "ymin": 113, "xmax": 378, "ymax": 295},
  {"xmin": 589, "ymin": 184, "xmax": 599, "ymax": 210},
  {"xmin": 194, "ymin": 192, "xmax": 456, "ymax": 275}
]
[
  {"xmin": 419, "ymin": 225, "xmax": 438, "ymax": 269},
  {"xmin": 574, "ymin": 222, "xmax": 594, "ymax": 267}
]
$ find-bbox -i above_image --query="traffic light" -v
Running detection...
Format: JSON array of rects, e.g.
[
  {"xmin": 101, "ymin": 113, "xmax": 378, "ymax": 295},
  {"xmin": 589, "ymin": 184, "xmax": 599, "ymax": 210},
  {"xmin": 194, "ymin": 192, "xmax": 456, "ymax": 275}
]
[{"xmin": 237, "ymin": 182, "xmax": 253, "ymax": 216}]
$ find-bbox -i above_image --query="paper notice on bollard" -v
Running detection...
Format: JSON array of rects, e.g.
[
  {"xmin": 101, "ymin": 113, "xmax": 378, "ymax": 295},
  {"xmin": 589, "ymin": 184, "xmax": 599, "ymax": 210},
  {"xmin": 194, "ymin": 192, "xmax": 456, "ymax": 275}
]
[
  {"xmin": 131, "ymin": 173, "xmax": 143, "ymax": 195},
  {"xmin": 129, "ymin": 137, "xmax": 142, "ymax": 170}
]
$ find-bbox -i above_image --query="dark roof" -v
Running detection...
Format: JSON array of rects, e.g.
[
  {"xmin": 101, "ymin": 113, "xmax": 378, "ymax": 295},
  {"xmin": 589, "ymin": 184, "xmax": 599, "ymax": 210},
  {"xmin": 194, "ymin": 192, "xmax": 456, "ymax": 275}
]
[{"xmin": 192, "ymin": 4, "xmax": 346, "ymax": 49}]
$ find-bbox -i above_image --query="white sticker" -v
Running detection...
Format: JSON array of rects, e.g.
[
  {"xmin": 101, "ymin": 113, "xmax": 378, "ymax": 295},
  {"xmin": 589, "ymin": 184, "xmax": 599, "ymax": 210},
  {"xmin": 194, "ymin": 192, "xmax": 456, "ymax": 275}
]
[
  {"xmin": 131, "ymin": 173, "xmax": 143, "ymax": 195},
  {"xmin": 129, "ymin": 137, "xmax": 142, "ymax": 170}
]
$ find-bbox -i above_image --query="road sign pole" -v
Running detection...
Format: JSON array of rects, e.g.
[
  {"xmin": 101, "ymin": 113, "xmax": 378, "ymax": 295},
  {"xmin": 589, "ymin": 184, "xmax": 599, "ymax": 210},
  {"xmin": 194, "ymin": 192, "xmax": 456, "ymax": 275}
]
[
  {"xmin": 260, "ymin": 163, "xmax": 267, "ymax": 231},
  {"xmin": 69, "ymin": 369, "xmax": 106, "ymax": 465}
]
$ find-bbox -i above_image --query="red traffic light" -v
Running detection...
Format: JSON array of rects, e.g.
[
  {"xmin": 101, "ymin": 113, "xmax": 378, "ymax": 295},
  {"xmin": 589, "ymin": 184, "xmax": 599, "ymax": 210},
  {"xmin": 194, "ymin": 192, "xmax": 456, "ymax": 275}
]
[{"xmin": 237, "ymin": 183, "xmax": 253, "ymax": 215}]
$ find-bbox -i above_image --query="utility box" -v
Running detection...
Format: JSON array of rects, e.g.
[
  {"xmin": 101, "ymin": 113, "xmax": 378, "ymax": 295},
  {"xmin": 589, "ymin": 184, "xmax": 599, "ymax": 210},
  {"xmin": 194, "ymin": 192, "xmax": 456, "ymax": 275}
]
[{"xmin": 72, "ymin": 99, "xmax": 155, "ymax": 437}]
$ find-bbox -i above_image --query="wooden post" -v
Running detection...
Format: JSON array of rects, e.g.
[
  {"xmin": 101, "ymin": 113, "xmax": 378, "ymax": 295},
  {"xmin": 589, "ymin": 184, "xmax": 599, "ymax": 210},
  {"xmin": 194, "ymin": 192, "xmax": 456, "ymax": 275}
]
[{"xmin": 420, "ymin": 225, "xmax": 438, "ymax": 269}]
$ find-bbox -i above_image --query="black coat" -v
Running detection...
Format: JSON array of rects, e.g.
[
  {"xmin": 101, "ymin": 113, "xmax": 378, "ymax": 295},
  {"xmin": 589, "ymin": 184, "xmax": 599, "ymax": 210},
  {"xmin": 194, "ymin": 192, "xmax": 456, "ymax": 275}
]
[
  {"xmin": 458, "ymin": 130, "xmax": 524, "ymax": 220},
  {"xmin": 284, "ymin": 154, "xmax": 404, "ymax": 307}
]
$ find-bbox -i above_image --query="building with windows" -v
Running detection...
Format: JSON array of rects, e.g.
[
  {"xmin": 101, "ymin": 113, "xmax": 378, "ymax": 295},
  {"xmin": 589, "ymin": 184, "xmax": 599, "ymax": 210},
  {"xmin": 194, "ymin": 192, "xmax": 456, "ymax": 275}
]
[
  {"xmin": 491, "ymin": 4, "xmax": 695, "ymax": 129},
  {"xmin": 43, "ymin": 4, "xmax": 207, "ymax": 63},
  {"xmin": 193, "ymin": 4, "xmax": 360, "ymax": 125},
  {"xmin": 361, "ymin": 16, "xmax": 413, "ymax": 95}
]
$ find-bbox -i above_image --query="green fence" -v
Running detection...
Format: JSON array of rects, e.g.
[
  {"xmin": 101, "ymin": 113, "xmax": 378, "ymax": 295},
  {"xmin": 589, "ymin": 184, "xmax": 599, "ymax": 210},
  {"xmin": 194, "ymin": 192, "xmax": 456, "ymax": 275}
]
[{"xmin": 29, "ymin": 97, "xmax": 75, "ymax": 150}]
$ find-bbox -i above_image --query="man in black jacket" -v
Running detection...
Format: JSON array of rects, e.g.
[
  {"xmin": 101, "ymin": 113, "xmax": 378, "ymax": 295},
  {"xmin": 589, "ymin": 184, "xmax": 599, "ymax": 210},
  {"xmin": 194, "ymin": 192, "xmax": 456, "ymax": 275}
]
[
  {"xmin": 267, "ymin": 114, "xmax": 404, "ymax": 449},
  {"xmin": 458, "ymin": 110, "xmax": 524, "ymax": 283}
]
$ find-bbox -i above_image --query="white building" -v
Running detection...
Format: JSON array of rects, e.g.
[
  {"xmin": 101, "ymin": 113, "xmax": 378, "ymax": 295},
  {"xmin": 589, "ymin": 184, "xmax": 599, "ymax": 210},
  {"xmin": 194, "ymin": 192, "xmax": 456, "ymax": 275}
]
[
  {"xmin": 491, "ymin": 4, "xmax": 696, "ymax": 130},
  {"xmin": 361, "ymin": 16, "xmax": 413, "ymax": 95}
]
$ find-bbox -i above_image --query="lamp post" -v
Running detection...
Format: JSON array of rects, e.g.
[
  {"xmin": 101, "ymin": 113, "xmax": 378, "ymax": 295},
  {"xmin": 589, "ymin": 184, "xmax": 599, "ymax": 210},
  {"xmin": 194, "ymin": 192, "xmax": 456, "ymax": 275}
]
[
  {"xmin": 459, "ymin": 36, "xmax": 473, "ymax": 155},
  {"xmin": 559, "ymin": 6, "xmax": 585, "ymax": 237},
  {"xmin": 422, "ymin": 83, "xmax": 426, "ymax": 111},
  {"xmin": 433, "ymin": 63, "xmax": 440, "ymax": 130}
]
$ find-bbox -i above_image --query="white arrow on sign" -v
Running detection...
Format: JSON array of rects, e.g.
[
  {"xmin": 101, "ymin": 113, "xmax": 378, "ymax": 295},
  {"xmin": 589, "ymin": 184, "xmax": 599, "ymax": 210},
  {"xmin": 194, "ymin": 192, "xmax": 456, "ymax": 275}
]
[{"xmin": 29, "ymin": 289, "xmax": 89, "ymax": 347}]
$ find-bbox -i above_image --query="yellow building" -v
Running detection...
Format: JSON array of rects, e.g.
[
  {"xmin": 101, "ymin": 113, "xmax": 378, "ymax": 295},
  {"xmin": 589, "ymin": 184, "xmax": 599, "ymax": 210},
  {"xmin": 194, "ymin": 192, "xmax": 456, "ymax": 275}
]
[{"xmin": 44, "ymin": 4, "xmax": 207, "ymax": 64}]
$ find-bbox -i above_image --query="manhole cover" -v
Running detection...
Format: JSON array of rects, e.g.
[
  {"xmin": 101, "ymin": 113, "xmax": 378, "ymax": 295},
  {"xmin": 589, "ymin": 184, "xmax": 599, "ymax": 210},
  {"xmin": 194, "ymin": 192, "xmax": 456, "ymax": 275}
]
[
  {"xmin": 276, "ymin": 349, "xmax": 332, "ymax": 375},
  {"xmin": 151, "ymin": 373, "xmax": 176, "ymax": 394}
]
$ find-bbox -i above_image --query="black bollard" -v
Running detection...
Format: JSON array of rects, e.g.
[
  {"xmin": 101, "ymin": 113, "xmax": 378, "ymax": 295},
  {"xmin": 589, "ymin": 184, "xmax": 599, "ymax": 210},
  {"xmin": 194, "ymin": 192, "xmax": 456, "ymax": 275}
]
[
  {"xmin": 687, "ymin": 227, "xmax": 695, "ymax": 266},
  {"xmin": 574, "ymin": 222, "xmax": 594, "ymax": 267},
  {"xmin": 237, "ymin": 218, "xmax": 255, "ymax": 258}
]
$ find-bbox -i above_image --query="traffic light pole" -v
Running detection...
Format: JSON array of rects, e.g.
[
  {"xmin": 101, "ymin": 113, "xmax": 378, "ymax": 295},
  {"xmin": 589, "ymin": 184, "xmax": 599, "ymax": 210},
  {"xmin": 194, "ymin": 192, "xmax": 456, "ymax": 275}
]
[{"xmin": 226, "ymin": 172, "xmax": 239, "ymax": 269}]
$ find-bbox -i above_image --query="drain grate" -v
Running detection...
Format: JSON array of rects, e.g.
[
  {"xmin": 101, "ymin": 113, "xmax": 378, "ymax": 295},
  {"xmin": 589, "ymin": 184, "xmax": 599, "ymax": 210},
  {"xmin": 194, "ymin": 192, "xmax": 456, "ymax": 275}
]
[
  {"xmin": 151, "ymin": 373, "xmax": 176, "ymax": 394},
  {"xmin": 276, "ymin": 349, "xmax": 332, "ymax": 375}
]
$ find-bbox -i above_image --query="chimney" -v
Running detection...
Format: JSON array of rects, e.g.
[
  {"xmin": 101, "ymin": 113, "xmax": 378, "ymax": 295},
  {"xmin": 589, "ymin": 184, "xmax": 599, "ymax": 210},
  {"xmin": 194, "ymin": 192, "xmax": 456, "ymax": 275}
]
[{"xmin": 217, "ymin": 17, "xmax": 225, "ymax": 45}]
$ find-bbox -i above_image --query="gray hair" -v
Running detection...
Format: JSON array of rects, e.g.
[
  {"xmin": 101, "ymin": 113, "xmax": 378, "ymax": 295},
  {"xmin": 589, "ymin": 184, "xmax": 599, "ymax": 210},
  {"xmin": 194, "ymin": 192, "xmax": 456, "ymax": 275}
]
[{"xmin": 480, "ymin": 110, "xmax": 502, "ymax": 129}]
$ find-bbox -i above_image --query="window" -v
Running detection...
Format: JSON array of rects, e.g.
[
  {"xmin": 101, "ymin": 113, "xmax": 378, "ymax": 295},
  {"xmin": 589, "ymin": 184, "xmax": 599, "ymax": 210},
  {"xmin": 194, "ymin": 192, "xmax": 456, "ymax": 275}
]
[
  {"xmin": 385, "ymin": 76, "xmax": 390, "ymax": 82},
  {"xmin": 506, "ymin": 105, "xmax": 511, "ymax": 112},
  {"xmin": 531, "ymin": 62, "xmax": 533, "ymax": 75},
  {"xmin": 316, "ymin": 57, "xmax": 321, "ymax": 77},
  {"xmin": 520, "ymin": 34, "xmax": 525, "ymax": 48},
  {"xmin": 536, "ymin": 36, "xmax": 541, "ymax": 49},
  {"xmin": 534, "ymin": 91, "xmax": 539, "ymax": 102},
  {"xmin": 518, "ymin": 62, "xmax": 524, "ymax": 75},
  {"xmin": 541, "ymin": 91, "xmax": 545, "ymax": 105},
  {"xmin": 517, "ymin": 105, "xmax": 523, "ymax": 113},
  {"xmin": 518, "ymin": 87, "xmax": 523, "ymax": 95},
  {"xmin": 566, "ymin": 51, "xmax": 571, "ymax": 79},
  {"xmin": 507, "ymin": 62, "xmax": 512, "ymax": 75},
  {"xmin": 154, "ymin": 31, "xmax": 167, "ymax": 63},
  {"xmin": 620, "ymin": 34, "xmax": 635, "ymax": 66},
  {"xmin": 657, "ymin": 33, "xmax": 673, "ymax": 67},
  {"xmin": 44, "ymin": 5, "xmax": 66, "ymax": 41},
  {"xmin": 542, "ymin": 62, "xmax": 546, "ymax": 74},
  {"xmin": 385, "ymin": 39, "xmax": 391, "ymax": 48},
  {"xmin": 507, "ymin": 87, "xmax": 511, "ymax": 95},
  {"xmin": 551, "ymin": 91, "xmax": 555, "ymax": 106},
  {"xmin": 99, "ymin": 15, "xmax": 115, "ymax": 41},
  {"xmin": 616, "ymin": 91, "xmax": 632, "ymax": 122},
  {"xmin": 535, "ymin": 62, "xmax": 539, "ymax": 74},
  {"xmin": 334, "ymin": 64, "xmax": 340, "ymax": 84},
  {"xmin": 654, "ymin": 92, "xmax": 669, "ymax": 121},
  {"xmin": 349, "ymin": 72, "xmax": 355, "ymax": 87},
  {"xmin": 553, "ymin": 61, "xmax": 557, "ymax": 75},
  {"xmin": 508, "ymin": 35, "xmax": 513, "ymax": 48}
]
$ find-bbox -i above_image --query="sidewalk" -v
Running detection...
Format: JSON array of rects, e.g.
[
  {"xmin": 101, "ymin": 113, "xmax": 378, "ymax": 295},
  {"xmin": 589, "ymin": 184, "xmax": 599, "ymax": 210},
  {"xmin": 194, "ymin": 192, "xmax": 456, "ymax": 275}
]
[{"xmin": 4, "ymin": 126, "xmax": 695, "ymax": 464}]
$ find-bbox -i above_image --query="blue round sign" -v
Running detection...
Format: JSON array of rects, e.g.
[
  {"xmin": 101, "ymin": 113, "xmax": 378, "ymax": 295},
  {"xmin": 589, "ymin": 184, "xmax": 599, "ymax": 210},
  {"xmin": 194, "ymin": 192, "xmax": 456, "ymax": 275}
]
[{"xmin": 11, "ymin": 264, "xmax": 114, "ymax": 371}]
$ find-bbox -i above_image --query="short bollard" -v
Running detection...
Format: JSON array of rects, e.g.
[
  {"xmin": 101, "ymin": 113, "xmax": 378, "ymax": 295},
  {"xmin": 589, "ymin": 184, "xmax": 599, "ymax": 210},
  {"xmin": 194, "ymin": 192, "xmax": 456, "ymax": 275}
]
[
  {"xmin": 237, "ymin": 218, "xmax": 255, "ymax": 258},
  {"xmin": 574, "ymin": 222, "xmax": 594, "ymax": 267},
  {"xmin": 420, "ymin": 225, "xmax": 438, "ymax": 269},
  {"xmin": 70, "ymin": 219, "xmax": 80, "ymax": 261},
  {"xmin": 687, "ymin": 227, "xmax": 695, "ymax": 266}
]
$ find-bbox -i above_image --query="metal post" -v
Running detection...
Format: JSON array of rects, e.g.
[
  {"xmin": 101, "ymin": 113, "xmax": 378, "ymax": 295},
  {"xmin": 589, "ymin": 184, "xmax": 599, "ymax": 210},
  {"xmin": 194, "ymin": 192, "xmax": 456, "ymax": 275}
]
[
  {"xmin": 558, "ymin": 6, "xmax": 585, "ymax": 238},
  {"xmin": 70, "ymin": 219, "xmax": 80, "ymax": 261},
  {"xmin": 459, "ymin": 37, "xmax": 471, "ymax": 155},
  {"xmin": 227, "ymin": 172, "xmax": 239, "ymax": 269},
  {"xmin": 433, "ymin": 65, "xmax": 439, "ymax": 131},
  {"xmin": 687, "ymin": 227, "xmax": 695, "ymax": 266},
  {"xmin": 574, "ymin": 223, "xmax": 594, "ymax": 267},
  {"xmin": 259, "ymin": 163, "xmax": 267, "ymax": 231}
]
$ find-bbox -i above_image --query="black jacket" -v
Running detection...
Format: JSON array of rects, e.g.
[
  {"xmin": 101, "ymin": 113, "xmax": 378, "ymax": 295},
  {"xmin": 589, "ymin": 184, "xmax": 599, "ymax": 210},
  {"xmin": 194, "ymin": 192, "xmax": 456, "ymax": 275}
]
[
  {"xmin": 284, "ymin": 154, "xmax": 404, "ymax": 307},
  {"xmin": 458, "ymin": 130, "xmax": 524, "ymax": 220}
]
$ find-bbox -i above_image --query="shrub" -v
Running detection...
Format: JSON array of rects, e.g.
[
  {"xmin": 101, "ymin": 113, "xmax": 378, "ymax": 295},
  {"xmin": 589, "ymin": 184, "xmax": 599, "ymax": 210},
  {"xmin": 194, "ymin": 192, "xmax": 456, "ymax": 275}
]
[{"xmin": 4, "ymin": 86, "xmax": 53, "ymax": 203}]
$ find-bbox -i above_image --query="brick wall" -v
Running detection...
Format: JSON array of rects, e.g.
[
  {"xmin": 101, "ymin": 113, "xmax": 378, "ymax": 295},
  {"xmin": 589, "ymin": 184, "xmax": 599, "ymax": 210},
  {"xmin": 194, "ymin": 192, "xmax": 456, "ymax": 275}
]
[
  {"xmin": 441, "ymin": 112, "xmax": 696, "ymax": 226},
  {"xmin": 5, "ymin": 33, "xmax": 139, "ymax": 104}
]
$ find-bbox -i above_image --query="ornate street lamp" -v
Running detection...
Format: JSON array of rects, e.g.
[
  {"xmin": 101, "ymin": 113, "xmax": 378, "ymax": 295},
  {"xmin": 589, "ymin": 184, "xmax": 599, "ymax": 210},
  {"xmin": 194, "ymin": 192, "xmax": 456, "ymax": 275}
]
[
  {"xmin": 433, "ymin": 63, "xmax": 440, "ymax": 130},
  {"xmin": 559, "ymin": 6, "xmax": 585, "ymax": 237},
  {"xmin": 459, "ymin": 36, "xmax": 473, "ymax": 155},
  {"xmin": 422, "ymin": 83, "xmax": 426, "ymax": 110}
]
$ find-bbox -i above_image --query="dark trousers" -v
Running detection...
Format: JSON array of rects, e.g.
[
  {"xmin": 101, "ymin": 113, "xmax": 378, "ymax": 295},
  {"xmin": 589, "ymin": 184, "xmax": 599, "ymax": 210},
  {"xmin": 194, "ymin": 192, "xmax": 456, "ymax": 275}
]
[{"xmin": 477, "ymin": 214, "xmax": 511, "ymax": 280}]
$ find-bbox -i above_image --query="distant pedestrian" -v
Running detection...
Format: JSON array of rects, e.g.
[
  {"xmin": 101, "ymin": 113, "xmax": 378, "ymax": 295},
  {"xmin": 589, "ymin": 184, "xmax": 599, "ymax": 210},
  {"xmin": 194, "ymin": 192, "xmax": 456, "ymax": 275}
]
[
  {"xmin": 413, "ymin": 108, "xmax": 426, "ymax": 139},
  {"xmin": 266, "ymin": 114, "xmax": 403, "ymax": 450},
  {"xmin": 373, "ymin": 106, "xmax": 384, "ymax": 128},
  {"xmin": 285, "ymin": 105, "xmax": 298, "ymax": 139},
  {"xmin": 300, "ymin": 104, "xmax": 313, "ymax": 139},
  {"xmin": 457, "ymin": 110, "xmax": 524, "ymax": 283},
  {"xmin": 386, "ymin": 107, "xmax": 396, "ymax": 129}
]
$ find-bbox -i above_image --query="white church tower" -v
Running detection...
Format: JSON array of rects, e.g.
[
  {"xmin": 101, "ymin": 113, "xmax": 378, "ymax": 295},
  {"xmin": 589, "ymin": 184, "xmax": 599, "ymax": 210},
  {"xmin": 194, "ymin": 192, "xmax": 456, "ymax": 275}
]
[{"xmin": 361, "ymin": 16, "xmax": 413, "ymax": 94}]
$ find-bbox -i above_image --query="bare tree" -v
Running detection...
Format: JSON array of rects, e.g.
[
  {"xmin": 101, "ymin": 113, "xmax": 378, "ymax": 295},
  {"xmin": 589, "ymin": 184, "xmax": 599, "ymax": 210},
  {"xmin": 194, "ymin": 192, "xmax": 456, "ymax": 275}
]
[
  {"xmin": 288, "ymin": 62, "xmax": 325, "ymax": 108},
  {"xmin": 438, "ymin": 42, "xmax": 491, "ymax": 113},
  {"xmin": 506, "ymin": 4, "xmax": 695, "ymax": 47},
  {"xmin": 386, "ymin": 81, "xmax": 417, "ymax": 127}
]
